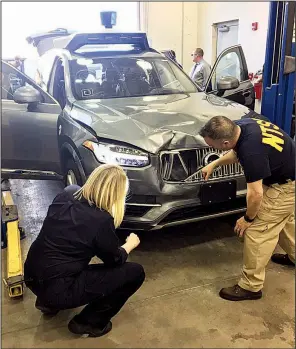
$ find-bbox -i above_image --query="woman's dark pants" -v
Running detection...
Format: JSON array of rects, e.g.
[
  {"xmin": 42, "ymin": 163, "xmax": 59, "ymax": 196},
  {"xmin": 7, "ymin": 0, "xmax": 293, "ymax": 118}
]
[{"xmin": 26, "ymin": 262, "xmax": 145, "ymax": 327}]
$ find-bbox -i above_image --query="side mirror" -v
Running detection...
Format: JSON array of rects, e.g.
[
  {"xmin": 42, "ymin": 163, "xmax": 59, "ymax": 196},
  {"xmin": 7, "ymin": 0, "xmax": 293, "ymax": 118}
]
[
  {"xmin": 13, "ymin": 85, "xmax": 41, "ymax": 104},
  {"xmin": 217, "ymin": 76, "xmax": 239, "ymax": 91}
]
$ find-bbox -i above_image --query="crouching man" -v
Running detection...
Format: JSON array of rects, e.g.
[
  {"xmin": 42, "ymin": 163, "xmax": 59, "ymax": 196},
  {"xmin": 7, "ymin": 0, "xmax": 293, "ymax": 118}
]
[{"xmin": 199, "ymin": 116, "xmax": 295, "ymax": 301}]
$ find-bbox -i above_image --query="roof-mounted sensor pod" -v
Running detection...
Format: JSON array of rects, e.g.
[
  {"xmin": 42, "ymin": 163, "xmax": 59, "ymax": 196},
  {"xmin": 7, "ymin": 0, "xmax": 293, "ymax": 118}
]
[{"xmin": 100, "ymin": 11, "xmax": 117, "ymax": 29}]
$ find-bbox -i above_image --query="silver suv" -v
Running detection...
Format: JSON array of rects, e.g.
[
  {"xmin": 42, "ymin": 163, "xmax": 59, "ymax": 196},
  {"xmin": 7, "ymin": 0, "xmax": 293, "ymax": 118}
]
[{"xmin": 2, "ymin": 29, "xmax": 261, "ymax": 230}]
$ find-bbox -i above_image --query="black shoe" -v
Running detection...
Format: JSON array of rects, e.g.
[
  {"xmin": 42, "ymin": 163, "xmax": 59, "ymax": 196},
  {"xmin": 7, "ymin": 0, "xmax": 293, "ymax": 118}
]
[
  {"xmin": 35, "ymin": 298, "xmax": 59, "ymax": 316},
  {"xmin": 271, "ymin": 254, "xmax": 295, "ymax": 266},
  {"xmin": 219, "ymin": 284, "xmax": 262, "ymax": 301},
  {"xmin": 68, "ymin": 316, "xmax": 112, "ymax": 337}
]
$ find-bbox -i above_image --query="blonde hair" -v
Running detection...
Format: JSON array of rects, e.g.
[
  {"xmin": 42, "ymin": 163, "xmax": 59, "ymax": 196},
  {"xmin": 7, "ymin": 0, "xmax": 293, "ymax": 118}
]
[{"xmin": 74, "ymin": 164, "xmax": 128, "ymax": 228}]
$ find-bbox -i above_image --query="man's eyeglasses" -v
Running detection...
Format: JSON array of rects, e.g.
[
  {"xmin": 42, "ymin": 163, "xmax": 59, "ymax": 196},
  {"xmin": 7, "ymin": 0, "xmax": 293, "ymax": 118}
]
[{"xmin": 191, "ymin": 53, "xmax": 199, "ymax": 57}]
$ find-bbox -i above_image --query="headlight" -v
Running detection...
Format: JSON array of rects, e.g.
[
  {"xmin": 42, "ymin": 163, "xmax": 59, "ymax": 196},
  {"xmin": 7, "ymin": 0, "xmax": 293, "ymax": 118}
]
[{"xmin": 83, "ymin": 141, "xmax": 149, "ymax": 167}]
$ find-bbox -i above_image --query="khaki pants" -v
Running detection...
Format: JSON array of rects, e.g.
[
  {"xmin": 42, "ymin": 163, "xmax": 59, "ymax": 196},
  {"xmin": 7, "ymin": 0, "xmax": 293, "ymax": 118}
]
[{"xmin": 238, "ymin": 180, "xmax": 295, "ymax": 292}]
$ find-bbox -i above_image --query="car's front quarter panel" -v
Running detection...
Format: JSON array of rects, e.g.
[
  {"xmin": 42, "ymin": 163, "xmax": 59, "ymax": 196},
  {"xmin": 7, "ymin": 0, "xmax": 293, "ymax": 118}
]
[{"xmin": 58, "ymin": 106, "xmax": 97, "ymax": 176}]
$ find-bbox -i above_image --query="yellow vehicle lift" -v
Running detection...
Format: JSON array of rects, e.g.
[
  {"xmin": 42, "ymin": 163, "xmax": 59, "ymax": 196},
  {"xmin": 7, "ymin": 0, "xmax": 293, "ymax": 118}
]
[{"xmin": 2, "ymin": 180, "xmax": 25, "ymax": 298}]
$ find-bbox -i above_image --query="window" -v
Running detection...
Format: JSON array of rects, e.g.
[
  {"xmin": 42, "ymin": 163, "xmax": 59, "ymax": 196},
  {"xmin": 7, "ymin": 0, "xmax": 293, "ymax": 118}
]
[
  {"xmin": 69, "ymin": 56, "xmax": 197, "ymax": 100},
  {"xmin": 1, "ymin": 63, "xmax": 23, "ymax": 100},
  {"xmin": 154, "ymin": 60, "xmax": 184, "ymax": 91},
  {"xmin": 1, "ymin": 61, "xmax": 56, "ymax": 104},
  {"xmin": 211, "ymin": 51, "xmax": 243, "ymax": 90}
]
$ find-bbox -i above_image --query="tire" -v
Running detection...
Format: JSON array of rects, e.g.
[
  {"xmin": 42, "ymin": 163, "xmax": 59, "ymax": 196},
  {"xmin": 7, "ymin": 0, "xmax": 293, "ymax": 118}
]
[{"xmin": 64, "ymin": 158, "xmax": 83, "ymax": 187}]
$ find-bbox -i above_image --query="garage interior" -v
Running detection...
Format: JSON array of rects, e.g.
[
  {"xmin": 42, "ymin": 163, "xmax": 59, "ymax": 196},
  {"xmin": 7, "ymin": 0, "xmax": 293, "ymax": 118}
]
[
  {"xmin": 1, "ymin": 180, "xmax": 294, "ymax": 348},
  {"xmin": 1, "ymin": 1, "xmax": 295, "ymax": 348}
]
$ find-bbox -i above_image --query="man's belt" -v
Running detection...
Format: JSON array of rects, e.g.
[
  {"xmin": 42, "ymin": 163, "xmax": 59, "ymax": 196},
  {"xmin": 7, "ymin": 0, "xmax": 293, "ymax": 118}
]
[
  {"xmin": 272, "ymin": 178, "xmax": 295, "ymax": 185},
  {"xmin": 277, "ymin": 178, "xmax": 295, "ymax": 185}
]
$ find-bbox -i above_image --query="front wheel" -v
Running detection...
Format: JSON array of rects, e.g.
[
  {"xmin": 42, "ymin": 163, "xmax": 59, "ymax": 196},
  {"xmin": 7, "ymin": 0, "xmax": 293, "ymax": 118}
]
[{"xmin": 64, "ymin": 158, "xmax": 83, "ymax": 187}]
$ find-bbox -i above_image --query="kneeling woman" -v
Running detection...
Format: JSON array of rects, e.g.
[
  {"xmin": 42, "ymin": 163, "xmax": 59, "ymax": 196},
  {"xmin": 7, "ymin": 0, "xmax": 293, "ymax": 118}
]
[{"xmin": 24, "ymin": 165, "xmax": 145, "ymax": 337}]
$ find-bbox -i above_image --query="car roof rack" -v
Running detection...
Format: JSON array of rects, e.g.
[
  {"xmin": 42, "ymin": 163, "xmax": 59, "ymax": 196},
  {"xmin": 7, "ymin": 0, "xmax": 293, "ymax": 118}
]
[
  {"xmin": 27, "ymin": 30, "xmax": 152, "ymax": 56},
  {"xmin": 55, "ymin": 32, "xmax": 151, "ymax": 53}
]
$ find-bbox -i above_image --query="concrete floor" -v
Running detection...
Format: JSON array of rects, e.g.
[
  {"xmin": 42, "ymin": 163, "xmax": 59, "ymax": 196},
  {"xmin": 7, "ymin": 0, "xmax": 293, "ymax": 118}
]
[{"xmin": 2, "ymin": 179, "xmax": 295, "ymax": 348}]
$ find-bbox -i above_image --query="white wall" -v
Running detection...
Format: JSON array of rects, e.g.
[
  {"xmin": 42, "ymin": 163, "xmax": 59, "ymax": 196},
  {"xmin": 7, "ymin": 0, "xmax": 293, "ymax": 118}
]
[
  {"xmin": 2, "ymin": 2, "xmax": 139, "ymax": 59},
  {"xmin": 140, "ymin": 2, "xmax": 199, "ymax": 73},
  {"xmin": 196, "ymin": 2, "xmax": 270, "ymax": 74},
  {"xmin": 3, "ymin": 2, "xmax": 269, "ymax": 76},
  {"xmin": 140, "ymin": 2, "xmax": 270, "ymax": 75}
]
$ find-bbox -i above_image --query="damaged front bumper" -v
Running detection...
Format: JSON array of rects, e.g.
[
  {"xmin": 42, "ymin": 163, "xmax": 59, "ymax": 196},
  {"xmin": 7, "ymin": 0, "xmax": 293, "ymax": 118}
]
[
  {"xmin": 122, "ymin": 172, "xmax": 247, "ymax": 230},
  {"xmin": 80, "ymin": 145, "xmax": 246, "ymax": 230},
  {"xmin": 121, "ymin": 192, "xmax": 247, "ymax": 231}
]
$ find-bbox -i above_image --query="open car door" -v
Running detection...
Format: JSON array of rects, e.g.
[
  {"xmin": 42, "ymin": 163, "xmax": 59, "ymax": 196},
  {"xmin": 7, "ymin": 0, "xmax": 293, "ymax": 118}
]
[
  {"xmin": 1, "ymin": 60, "xmax": 63, "ymax": 180},
  {"xmin": 205, "ymin": 45, "xmax": 255, "ymax": 110}
]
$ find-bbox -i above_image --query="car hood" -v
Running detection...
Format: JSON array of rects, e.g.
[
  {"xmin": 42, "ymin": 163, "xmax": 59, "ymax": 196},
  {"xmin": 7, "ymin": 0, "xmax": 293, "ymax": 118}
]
[{"xmin": 72, "ymin": 93, "xmax": 251, "ymax": 154}]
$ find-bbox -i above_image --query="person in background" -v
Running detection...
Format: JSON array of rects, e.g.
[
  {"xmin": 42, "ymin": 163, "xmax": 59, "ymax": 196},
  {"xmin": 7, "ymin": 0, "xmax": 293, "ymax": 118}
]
[
  {"xmin": 199, "ymin": 116, "xmax": 295, "ymax": 301},
  {"xmin": 189, "ymin": 48, "xmax": 211, "ymax": 90},
  {"xmin": 24, "ymin": 164, "xmax": 145, "ymax": 337},
  {"xmin": 10, "ymin": 55, "xmax": 24, "ymax": 72}
]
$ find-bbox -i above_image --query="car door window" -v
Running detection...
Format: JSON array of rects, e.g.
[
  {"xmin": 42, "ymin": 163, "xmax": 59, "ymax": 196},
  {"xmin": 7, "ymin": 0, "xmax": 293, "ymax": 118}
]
[
  {"xmin": 211, "ymin": 51, "xmax": 244, "ymax": 91},
  {"xmin": 1, "ymin": 61, "xmax": 57, "ymax": 104},
  {"xmin": 1, "ymin": 69, "xmax": 16, "ymax": 100}
]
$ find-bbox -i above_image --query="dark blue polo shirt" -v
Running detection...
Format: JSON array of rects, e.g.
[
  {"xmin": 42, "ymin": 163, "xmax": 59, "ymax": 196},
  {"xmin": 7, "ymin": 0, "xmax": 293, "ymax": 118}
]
[{"xmin": 234, "ymin": 118, "xmax": 295, "ymax": 185}]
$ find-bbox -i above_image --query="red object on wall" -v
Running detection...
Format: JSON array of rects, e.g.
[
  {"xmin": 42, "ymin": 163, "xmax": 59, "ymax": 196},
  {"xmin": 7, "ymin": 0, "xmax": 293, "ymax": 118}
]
[
  {"xmin": 249, "ymin": 72, "xmax": 254, "ymax": 80},
  {"xmin": 254, "ymin": 82, "xmax": 262, "ymax": 100},
  {"xmin": 252, "ymin": 22, "xmax": 258, "ymax": 31}
]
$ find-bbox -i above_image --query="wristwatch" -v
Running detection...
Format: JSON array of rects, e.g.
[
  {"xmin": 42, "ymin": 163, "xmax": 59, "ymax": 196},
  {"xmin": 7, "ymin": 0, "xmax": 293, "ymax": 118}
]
[{"xmin": 244, "ymin": 214, "xmax": 255, "ymax": 223}]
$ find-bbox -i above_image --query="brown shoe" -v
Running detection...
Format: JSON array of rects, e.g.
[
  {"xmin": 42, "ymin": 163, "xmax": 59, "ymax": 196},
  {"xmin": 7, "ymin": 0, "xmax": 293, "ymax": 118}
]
[
  {"xmin": 271, "ymin": 254, "xmax": 295, "ymax": 266},
  {"xmin": 219, "ymin": 284, "xmax": 262, "ymax": 301}
]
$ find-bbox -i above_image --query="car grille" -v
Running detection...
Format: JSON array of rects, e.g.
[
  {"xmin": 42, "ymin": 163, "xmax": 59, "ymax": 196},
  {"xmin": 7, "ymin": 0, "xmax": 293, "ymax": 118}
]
[{"xmin": 160, "ymin": 147, "xmax": 244, "ymax": 183}]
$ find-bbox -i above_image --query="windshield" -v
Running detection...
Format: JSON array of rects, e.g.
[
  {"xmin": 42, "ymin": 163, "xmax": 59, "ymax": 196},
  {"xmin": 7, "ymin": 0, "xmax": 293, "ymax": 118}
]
[{"xmin": 69, "ymin": 56, "xmax": 198, "ymax": 100}]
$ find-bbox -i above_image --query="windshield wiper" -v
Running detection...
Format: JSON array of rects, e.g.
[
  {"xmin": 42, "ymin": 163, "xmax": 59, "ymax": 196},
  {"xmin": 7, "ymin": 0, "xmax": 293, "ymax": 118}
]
[{"xmin": 149, "ymin": 88, "xmax": 187, "ymax": 95}]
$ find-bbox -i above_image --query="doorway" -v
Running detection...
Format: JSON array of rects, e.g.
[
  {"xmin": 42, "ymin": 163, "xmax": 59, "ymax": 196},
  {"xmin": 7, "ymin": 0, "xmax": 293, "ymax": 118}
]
[{"xmin": 215, "ymin": 20, "xmax": 239, "ymax": 57}]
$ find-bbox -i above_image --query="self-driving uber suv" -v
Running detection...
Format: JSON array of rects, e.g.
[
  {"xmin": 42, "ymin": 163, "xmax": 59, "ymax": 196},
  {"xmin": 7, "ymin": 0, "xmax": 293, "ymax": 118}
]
[{"xmin": 2, "ymin": 27, "xmax": 262, "ymax": 230}]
